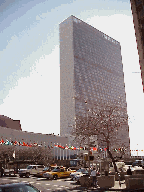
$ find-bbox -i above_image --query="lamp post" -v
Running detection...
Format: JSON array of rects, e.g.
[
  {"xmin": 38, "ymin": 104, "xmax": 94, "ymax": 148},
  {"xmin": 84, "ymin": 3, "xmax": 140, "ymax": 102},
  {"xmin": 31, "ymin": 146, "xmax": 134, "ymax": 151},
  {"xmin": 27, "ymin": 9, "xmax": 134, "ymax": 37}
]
[{"xmin": 85, "ymin": 100, "xmax": 91, "ymax": 175}]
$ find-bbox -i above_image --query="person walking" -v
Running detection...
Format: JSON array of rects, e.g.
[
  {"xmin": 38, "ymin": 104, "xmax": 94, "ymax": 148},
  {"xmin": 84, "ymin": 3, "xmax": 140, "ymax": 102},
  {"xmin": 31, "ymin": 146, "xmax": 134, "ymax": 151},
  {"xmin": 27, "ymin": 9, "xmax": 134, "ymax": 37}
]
[
  {"xmin": 127, "ymin": 166, "xmax": 132, "ymax": 175},
  {"xmin": 90, "ymin": 167, "xmax": 97, "ymax": 187}
]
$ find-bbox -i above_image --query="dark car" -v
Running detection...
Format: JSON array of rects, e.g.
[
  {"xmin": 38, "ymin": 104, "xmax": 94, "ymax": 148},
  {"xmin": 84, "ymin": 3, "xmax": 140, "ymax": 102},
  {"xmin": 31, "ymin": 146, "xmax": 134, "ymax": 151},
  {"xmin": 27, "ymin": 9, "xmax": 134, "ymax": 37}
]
[{"xmin": 0, "ymin": 182, "xmax": 41, "ymax": 192}]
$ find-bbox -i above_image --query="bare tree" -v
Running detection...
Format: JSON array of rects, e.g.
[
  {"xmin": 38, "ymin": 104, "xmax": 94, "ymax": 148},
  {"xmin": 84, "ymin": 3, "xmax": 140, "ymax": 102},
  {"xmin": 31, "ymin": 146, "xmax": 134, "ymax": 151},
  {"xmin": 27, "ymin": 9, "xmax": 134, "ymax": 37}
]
[
  {"xmin": 0, "ymin": 145, "xmax": 53, "ymax": 166},
  {"xmin": 71, "ymin": 102, "xmax": 129, "ymax": 173}
]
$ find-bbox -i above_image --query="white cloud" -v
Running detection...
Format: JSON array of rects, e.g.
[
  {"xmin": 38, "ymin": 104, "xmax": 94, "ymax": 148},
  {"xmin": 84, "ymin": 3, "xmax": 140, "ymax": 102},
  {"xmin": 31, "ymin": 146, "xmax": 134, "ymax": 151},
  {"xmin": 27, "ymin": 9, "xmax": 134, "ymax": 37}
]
[{"xmin": 0, "ymin": 45, "xmax": 60, "ymax": 135}]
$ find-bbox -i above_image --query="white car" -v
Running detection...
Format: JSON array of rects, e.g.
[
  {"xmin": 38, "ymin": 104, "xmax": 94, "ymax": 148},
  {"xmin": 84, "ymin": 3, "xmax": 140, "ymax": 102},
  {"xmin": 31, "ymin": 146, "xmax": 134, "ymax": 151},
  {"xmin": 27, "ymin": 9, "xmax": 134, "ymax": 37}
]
[
  {"xmin": 74, "ymin": 171, "xmax": 89, "ymax": 183},
  {"xmin": 70, "ymin": 168, "xmax": 87, "ymax": 181},
  {"xmin": 18, "ymin": 165, "xmax": 45, "ymax": 178}
]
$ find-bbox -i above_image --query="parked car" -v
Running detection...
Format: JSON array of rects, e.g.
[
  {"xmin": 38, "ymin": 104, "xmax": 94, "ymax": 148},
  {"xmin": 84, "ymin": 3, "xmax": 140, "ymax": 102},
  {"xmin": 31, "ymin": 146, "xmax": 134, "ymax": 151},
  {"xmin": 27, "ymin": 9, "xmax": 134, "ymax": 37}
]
[
  {"xmin": 70, "ymin": 168, "xmax": 87, "ymax": 180},
  {"xmin": 132, "ymin": 160, "xmax": 144, "ymax": 168},
  {"xmin": 74, "ymin": 170, "xmax": 89, "ymax": 183},
  {"xmin": 4, "ymin": 168, "xmax": 16, "ymax": 176},
  {"xmin": 43, "ymin": 166, "xmax": 76, "ymax": 180},
  {"xmin": 18, "ymin": 165, "xmax": 45, "ymax": 178},
  {"xmin": 0, "ymin": 182, "xmax": 41, "ymax": 192}
]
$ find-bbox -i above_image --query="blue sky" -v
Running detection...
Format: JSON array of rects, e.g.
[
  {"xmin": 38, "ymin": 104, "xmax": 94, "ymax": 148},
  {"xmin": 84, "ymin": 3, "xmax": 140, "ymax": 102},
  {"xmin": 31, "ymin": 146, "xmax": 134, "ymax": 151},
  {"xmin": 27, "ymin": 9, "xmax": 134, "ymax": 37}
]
[{"xmin": 0, "ymin": 0, "xmax": 143, "ymax": 155}]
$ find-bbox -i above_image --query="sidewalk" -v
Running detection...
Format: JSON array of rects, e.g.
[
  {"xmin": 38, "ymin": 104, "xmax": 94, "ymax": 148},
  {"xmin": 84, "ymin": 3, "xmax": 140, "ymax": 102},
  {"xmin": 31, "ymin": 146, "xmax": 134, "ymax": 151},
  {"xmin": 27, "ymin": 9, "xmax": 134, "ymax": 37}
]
[{"xmin": 111, "ymin": 181, "xmax": 126, "ymax": 190}]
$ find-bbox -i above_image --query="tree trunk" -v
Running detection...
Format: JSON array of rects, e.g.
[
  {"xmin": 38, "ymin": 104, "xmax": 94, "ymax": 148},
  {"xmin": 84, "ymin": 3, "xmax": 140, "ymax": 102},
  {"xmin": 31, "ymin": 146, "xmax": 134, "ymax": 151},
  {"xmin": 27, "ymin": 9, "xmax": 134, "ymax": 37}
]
[{"xmin": 107, "ymin": 149, "xmax": 118, "ymax": 173}]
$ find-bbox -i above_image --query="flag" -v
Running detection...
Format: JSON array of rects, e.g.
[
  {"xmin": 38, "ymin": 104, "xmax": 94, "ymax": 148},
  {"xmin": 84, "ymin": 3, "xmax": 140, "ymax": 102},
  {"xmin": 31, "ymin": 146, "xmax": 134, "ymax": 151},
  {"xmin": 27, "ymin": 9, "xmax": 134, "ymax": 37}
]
[
  {"xmin": 5, "ymin": 139, "xmax": 10, "ymax": 145},
  {"xmin": 104, "ymin": 148, "xmax": 107, "ymax": 151},
  {"xmin": 13, "ymin": 151, "xmax": 15, "ymax": 158},
  {"xmin": 19, "ymin": 141, "xmax": 22, "ymax": 146},
  {"xmin": 23, "ymin": 142, "xmax": 28, "ymax": 146},
  {"xmin": 61, "ymin": 146, "xmax": 65, "ymax": 149},
  {"xmin": 33, "ymin": 143, "xmax": 38, "ymax": 146},
  {"xmin": 1, "ymin": 139, "xmax": 4, "ymax": 144}
]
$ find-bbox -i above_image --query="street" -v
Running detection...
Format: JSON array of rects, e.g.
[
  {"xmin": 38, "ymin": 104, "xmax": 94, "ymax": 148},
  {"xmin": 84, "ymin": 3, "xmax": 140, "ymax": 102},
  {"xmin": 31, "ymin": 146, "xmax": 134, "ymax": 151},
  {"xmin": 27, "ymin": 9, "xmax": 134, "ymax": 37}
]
[
  {"xmin": 0, "ymin": 175, "xmax": 88, "ymax": 192},
  {"xmin": 0, "ymin": 174, "xmax": 127, "ymax": 192}
]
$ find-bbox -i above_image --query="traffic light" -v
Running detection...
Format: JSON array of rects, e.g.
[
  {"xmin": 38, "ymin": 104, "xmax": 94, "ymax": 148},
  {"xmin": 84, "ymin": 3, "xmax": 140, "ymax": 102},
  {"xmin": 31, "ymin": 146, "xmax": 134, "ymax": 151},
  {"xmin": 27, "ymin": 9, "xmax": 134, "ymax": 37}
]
[
  {"xmin": 89, "ymin": 156, "xmax": 94, "ymax": 161},
  {"xmin": 84, "ymin": 155, "xmax": 88, "ymax": 161}
]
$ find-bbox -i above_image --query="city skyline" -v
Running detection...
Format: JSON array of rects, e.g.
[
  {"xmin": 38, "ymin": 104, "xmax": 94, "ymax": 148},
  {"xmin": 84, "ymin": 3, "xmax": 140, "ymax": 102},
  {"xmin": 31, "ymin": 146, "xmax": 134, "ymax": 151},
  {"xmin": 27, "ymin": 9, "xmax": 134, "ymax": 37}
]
[{"xmin": 0, "ymin": 0, "xmax": 143, "ymax": 155}]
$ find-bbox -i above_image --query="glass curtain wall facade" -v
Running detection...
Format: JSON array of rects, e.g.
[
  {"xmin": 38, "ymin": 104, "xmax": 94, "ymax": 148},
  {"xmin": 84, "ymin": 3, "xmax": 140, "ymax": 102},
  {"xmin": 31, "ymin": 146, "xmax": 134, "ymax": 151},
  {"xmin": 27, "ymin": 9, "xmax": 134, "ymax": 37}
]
[{"xmin": 60, "ymin": 15, "xmax": 130, "ymax": 155}]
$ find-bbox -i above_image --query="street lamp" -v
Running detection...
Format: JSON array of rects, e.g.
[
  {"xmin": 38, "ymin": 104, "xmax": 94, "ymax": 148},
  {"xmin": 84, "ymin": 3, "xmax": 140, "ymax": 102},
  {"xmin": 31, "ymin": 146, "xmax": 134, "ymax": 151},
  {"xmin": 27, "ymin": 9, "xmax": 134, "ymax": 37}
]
[{"xmin": 85, "ymin": 100, "xmax": 91, "ymax": 175}]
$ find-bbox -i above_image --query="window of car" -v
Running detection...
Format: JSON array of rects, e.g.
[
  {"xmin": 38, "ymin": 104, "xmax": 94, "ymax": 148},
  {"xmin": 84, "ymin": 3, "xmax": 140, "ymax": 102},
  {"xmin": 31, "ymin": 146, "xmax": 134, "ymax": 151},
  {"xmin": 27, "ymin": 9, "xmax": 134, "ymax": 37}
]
[
  {"xmin": 37, "ymin": 165, "xmax": 44, "ymax": 168},
  {"xmin": 4, "ymin": 187, "xmax": 25, "ymax": 192},
  {"xmin": 43, "ymin": 167, "xmax": 49, "ymax": 171},
  {"xmin": 3, "ymin": 185, "xmax": 40, "ymax": 192},
  {"xmin": 24, "ymin": 185, "xmax": 40, "ymax": 192},
  {"xmin": 33, "ymin": 166, "xmax": 36, "ymax": 169},
  {"xmin": 27, "ymin": 166, "xmax": 33, "ymax": 170},
  {"xmin": 52, "ymin": 168, "xmax": 60, "ymax": 172}
]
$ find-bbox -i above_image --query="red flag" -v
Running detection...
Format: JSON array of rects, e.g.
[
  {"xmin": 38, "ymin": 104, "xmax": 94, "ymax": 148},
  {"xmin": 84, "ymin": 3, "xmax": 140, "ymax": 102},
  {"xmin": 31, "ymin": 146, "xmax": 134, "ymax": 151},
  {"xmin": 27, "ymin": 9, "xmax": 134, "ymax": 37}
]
[{"xmin": 23, "ymin": 142, "xmax": 27, "ymax": 146}]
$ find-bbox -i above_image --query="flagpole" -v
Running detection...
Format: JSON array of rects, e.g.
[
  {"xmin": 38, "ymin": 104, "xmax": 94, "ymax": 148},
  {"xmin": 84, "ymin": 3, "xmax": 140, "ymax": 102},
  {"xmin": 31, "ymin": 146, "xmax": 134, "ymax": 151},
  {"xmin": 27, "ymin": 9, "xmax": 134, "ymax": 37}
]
[
  {"xmin": 66, "ymin": 144, "xmax": 67, "ymax": 160},
  {"xmin": 63, "ymin": 148, "xmax": 64, "ymax": 160},
  {"xmin": 57, "ymin": 143, "xmax": 58, "ymax": 160},
  {"xmin": 60, "ymin": 143, "xmax": 61, "ymax": 160},
  {"xmin": 69, "ymin": 144, "xmax": 70, "ymax": 160},
  {"xmin": 54, "ymin": 143, "xmax": 55, "ymax": 161}
]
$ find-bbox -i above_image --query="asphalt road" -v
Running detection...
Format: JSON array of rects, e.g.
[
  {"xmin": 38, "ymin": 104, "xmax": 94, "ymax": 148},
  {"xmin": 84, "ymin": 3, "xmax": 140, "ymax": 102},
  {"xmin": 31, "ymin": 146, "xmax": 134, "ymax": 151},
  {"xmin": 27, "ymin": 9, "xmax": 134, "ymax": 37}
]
[{"xmin": 0, "ymin": 175, "xmax": 91, "ymax": 192}]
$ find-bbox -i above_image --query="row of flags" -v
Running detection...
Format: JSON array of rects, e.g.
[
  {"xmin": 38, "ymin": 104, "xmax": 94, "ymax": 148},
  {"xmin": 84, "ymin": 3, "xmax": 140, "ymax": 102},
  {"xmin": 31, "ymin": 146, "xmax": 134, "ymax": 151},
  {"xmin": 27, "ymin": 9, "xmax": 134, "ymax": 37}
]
[
  {"xmin": 0, "ymin": 139, "xmax": 44, "ymax": 147},
  {"xmin": 130, "ymin": 150, "xmax": 144, "ymax": 152},
  {"xmin": 0, "ymin": 139, "xmax": 133, "ymax": 152},
  {"xmin": 54, "ymin": 144, "xmax": 100, "ymax": 151}
]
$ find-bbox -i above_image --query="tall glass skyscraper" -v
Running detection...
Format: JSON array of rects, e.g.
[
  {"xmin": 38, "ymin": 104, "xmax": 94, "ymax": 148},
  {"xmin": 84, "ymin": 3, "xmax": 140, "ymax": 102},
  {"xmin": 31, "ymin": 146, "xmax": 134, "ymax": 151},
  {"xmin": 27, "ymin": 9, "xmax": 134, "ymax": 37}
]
[{"xmin": 60, "ymin": 15, "xmax": 130, "ymax": 155}]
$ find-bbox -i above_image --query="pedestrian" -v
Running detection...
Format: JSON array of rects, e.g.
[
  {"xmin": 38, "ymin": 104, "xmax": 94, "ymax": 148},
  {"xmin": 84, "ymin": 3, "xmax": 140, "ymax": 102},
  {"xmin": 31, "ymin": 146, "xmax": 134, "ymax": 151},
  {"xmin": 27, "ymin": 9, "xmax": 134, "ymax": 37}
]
[
  {"xmin": 127, "ymin": 166, "xmax": 132, "ymax": 175},
  {"xmin": 90, "ymin": 167, "xmax": 97, "ymax": 187},
  {"xmin": 0, "ymin": 167, "xmax": 4, "ymax": 177}
]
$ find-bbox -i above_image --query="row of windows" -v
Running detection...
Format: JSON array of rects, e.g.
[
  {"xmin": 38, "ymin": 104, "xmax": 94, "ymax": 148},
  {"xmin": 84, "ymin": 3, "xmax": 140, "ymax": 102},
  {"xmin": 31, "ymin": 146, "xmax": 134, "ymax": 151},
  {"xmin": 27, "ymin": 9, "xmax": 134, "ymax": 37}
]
[
  {"xmin": 73, "ymin": 24, "xmax": 119, "ymax": 48},
  {"xmin": 74, "ymin": 66, "xmax": 124, "ymax": 87},
  {"xmin": 73, "ymin": 51, "xmax": 122, "ymax": 76}
]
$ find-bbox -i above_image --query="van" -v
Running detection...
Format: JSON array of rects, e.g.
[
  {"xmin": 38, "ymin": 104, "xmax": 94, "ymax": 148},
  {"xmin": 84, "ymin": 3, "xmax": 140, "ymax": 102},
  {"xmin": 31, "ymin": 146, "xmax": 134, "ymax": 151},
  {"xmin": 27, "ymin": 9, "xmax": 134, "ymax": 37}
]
[{"xmin": 18, "ymin": 164, "xmax": 45, "ymax": 178}]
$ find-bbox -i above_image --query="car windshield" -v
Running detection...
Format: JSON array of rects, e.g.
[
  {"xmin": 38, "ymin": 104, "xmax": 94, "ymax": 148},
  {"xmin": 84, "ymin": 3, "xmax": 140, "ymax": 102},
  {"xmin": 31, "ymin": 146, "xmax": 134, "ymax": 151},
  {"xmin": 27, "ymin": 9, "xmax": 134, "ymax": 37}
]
[
  {"xmin": 52, "ymin": 168, "xmax": 60, "ymax": 172},
  {"xmin": 43, "ymin": 167, "xmax": 49, "ymax": 171},
  {"xmin": 27, "ymin": 166, "xmax": 33, "ymax": 169},
  {"xmin": 3, "ymin": 184, "xmax": 40, "ymax": 192},
  {"xmin": 77, "ymin": 169, "xmax": 85, "ymax": 173}
]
